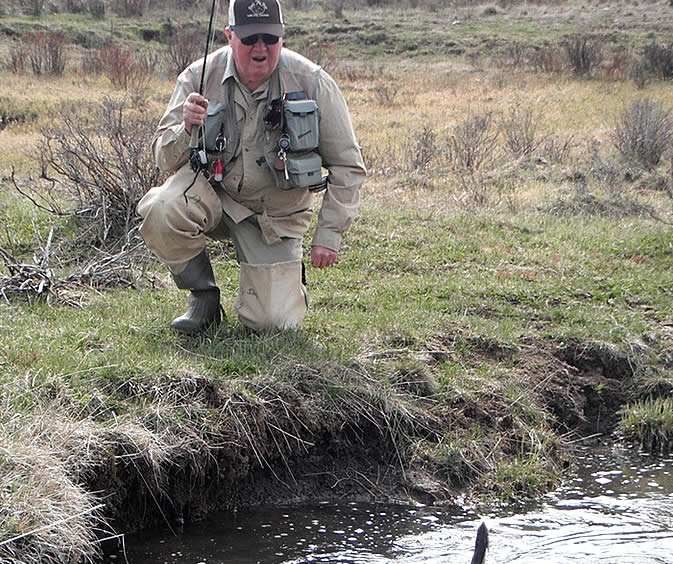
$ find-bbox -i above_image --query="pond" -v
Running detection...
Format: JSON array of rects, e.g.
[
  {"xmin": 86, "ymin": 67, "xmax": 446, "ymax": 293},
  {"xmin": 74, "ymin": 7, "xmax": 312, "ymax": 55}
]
[{"xmin": 105, "ymin": 446, "xmax": 673, "ymax": 563}]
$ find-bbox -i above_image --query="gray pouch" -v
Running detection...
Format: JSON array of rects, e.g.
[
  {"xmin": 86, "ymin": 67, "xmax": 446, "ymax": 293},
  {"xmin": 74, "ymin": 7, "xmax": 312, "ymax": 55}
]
[
  {"xmin": 285, "ymin": 152, "xmax": 323, "ymax": 189},
  {"xmin": 284, "ymin": 99, "xmax": 319, "ymax": 152}
]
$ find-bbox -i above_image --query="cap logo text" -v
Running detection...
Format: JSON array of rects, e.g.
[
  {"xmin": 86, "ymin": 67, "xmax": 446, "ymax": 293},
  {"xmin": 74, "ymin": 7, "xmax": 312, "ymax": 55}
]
[{"xmin": 248, "ymin": 0, "xmax": 270, "ymax": 18}]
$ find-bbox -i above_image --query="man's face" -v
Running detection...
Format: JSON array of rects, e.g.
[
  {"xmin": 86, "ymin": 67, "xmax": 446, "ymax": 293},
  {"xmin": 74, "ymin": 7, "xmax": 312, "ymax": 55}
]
[{"xmin": 226, "ymin": 27, "xmax": 282, "ymax": 90}]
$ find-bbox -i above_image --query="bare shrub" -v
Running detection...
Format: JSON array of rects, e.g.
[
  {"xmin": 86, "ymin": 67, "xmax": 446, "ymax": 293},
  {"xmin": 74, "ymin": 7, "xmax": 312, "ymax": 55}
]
[
  {"xmin": 610, "ymin": 98, "xmax": 673, "ymax": 170},
  {"xmin": 447, "ymin": 110, "xmax": 499, "ymax": 171},
  {"xmin": 499, "ymin": 105, "xmax": 541, "ymax": 159},
  {"xmin": 564, "ymin": 35, "xmax": 604, "ymax": 77},
  {"xmin": 23, "ymin": 0, "xmax": 45, "ymax": 16},
  {"xmin": 642, "ymin": 43, "xmax": 673, "ymax": 80},
  {"xmin": 293, "ymin": 40, "xmax": 338, "ymax": 76},
  {"xmin": 504, "ymin": 41, "xmax": 528, "ymax": 70},
  {"xmin": 80, "ymin": 47, "xmax": 104, "ymax": 75},
  {"xmin": 26, "ymin": 31, "xmax": 69, "ymax": 76},
  {"xmin": 64, "ymin": 0, "xmax": 87, "ymax": 12},
  {"xmin": 26, "ymin": 32, "xmax": 45, "ymax": 74},
  {"xmin": 110, "ymin": 0, "xmax": 149, "ymax": 17},
  {"xmin": 335, "ymin": 61, "xmax": 384, "ymax": 82},
  {"xmin": 165, "ymin": 23, "xmax": 203, "ymax": 75},
  {"xmin": 37, "ymin": 98, "xmax": 163, "ymax": 252},
  {"xmin": 405, "ymin": 124, "xmax": 437, "ymax": 174},
  {"xmin": 45, "ymin": 33, "xmax": 68, "ymax": 75},
  {"xmin": 530, "ymin": 43, "xmax": 565, "ymax": 74},
  {"xmin": 321, "ymin": 0, "xmax": 345, "ymax": 18},
  {"xmin": 99, "ymin": 46, "xmax": 152, "ymax": 90},
  {"xmin": 604, "ymin": 48, "xmax": 634, "ymax": 81},
  {"xmin": 374, "ymin": 82, "xmax": 401, "ymax": 106},
  {"xmin": 7, "ymin": 43, "xmax": 27, "ymax": 73},
  {"xmin": 631, "ymin": 63, "xmax": 649, "ymax": 90},
  {"xmin": 88, "ymin": 0, "xmax": 106, "ymax": 18},
  {"xmin": 539, "ymin": 134, "xmax": 575, "ymax": 164},
  {"xmin": 455, "ymin": 171, "xmax": 492, "ymax": 206}
]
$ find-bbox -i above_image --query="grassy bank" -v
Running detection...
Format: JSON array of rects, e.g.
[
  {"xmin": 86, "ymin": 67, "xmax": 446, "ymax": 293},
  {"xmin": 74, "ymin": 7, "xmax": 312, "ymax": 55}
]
[{"xmin": 1, "ymin": 1, "xmax": 673, "ymax": 562}]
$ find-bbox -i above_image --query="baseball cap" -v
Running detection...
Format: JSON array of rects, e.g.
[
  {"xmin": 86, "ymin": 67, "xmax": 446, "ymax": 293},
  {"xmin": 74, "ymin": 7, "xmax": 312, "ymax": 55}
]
[{"xmin": 228, "ymin": 0, "xmax": 285, "ymax": 39}]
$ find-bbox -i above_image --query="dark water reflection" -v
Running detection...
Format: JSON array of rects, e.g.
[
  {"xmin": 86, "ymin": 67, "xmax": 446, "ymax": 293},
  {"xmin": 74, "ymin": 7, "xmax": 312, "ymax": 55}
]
[{"xmin": 107, "ymin": 447, "xmax": 673, "ymax": 563}]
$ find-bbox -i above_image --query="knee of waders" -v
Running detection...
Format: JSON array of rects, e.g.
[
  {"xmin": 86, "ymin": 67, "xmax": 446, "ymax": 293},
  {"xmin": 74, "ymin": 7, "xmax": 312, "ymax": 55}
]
[
  {"xmin": 137, "ymin": 164, "xmax": 222, "ymax": 262},
  {"xmin": 234, "ymin": 260, "xmax": 309, "ymax": 332}
]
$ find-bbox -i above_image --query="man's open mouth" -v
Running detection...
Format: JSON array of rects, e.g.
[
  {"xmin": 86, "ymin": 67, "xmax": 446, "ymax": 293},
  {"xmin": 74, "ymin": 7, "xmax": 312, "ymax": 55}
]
[{"xmin": 252, "ymin": 56, "xmax": 267, "ymax": 62}]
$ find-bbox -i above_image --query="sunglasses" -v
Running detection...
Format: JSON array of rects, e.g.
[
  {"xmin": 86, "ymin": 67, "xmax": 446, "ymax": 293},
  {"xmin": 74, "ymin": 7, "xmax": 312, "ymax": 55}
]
[{"xmin": 239, "ymin": 33, "xmax": 280, "ymax": 46}]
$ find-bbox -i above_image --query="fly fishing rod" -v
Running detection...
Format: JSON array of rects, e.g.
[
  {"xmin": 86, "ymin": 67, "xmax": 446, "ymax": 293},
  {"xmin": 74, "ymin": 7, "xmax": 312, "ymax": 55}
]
[{"xmin": 184, "ymin": 0, "xmax": 219, "ymax": 199}]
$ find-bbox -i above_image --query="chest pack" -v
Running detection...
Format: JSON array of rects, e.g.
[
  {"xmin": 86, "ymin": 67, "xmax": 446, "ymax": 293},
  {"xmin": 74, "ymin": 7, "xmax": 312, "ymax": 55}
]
[{"xmin": 276, "ymin": 91, "xmax": 326, "ymax": 192}]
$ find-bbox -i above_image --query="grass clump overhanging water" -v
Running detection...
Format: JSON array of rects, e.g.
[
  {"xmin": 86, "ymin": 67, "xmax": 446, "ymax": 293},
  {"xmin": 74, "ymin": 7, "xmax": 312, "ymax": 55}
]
[
  {"xmin": 2, "ymin": 1, "xmax": 673, "ymax": 562},
  {"xmin": 620, "ymin": 397, "xmax": 673, "ymax": 455}
]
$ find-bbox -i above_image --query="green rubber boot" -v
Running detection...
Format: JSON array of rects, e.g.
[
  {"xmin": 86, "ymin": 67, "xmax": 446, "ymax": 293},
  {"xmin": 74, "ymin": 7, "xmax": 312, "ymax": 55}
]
[{"xmin": 170, "ymin": 251, "xmax": 222, "ymax": 335}]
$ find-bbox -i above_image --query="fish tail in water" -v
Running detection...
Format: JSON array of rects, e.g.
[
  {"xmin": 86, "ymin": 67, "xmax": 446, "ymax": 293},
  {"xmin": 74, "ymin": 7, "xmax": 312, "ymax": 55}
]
[{"xmin": 470, "ymin": 522, "xmax": 489, "ymax": 564}]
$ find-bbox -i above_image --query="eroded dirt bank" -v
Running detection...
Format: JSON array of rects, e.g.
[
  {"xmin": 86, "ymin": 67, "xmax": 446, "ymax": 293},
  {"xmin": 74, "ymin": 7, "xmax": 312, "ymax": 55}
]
[
  {"xmin": 1, "ymin": 334, "xmax": 659, "ymax": 564},
  {"xmin": 94, "ymin": 336, "xmax": 645, "ymax": 539}
]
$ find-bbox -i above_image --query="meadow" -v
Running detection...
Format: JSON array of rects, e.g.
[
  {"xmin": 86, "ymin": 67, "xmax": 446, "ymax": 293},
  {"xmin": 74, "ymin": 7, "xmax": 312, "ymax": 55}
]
[{"xmin": 1, "ymin": 1, "xmax": 672, "ymax": 562}]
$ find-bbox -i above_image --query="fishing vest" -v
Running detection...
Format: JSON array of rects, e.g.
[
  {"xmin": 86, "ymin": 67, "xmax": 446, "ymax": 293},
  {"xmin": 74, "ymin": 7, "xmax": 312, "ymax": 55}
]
[{"xmin": 199, "ymin": 49, "xmax": 323, "ymax": 190}]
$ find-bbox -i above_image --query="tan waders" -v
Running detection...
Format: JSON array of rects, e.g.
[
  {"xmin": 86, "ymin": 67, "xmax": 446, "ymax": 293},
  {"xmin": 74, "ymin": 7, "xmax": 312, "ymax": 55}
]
[{"xmin": 170, "ymin": 250, "xmax": 222, "ymax": 335}]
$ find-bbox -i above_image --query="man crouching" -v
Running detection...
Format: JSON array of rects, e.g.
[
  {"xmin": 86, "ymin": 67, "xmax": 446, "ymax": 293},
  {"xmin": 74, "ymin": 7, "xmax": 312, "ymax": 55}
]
[{"xmin": 137, "ymin": 0, "xmax": 365, "ymax": 334}]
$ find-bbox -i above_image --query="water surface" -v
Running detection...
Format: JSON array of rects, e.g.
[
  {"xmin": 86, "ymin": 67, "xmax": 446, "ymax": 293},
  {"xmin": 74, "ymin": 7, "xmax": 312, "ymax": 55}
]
[{"xmin": 107, "ymin": 447, "xmax": 673, "ymax": 563}]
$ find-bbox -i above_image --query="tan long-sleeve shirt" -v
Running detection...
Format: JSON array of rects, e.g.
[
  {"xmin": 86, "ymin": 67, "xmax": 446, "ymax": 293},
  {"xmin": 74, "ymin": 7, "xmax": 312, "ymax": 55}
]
[{"xmin": 152, "ymin": 46, "xmax": 365, "ymax": 251}]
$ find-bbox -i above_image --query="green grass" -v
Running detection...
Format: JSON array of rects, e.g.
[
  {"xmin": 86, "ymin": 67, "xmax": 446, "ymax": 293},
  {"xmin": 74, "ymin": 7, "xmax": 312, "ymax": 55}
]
[
  {"xmin": 2, "ymin": 2, "xmax": 673, "ymax": 561},
  {"xmin": 620, "ymin": 397, "xmax": 673, "ymax": 454}
]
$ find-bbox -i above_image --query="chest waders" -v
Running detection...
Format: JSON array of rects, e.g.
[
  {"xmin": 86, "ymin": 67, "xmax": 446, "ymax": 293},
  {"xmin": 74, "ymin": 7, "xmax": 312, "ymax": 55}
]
[{"xmin": 171, "ymin": 0, "xmax": 223, "ymax": 335}]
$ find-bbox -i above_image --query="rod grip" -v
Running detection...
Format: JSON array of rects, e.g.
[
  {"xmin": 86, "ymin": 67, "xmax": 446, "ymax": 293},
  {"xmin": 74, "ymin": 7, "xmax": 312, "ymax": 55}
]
[{"xmin": 189, "ymin": 126, "xmax": 200, "ymax": 149}]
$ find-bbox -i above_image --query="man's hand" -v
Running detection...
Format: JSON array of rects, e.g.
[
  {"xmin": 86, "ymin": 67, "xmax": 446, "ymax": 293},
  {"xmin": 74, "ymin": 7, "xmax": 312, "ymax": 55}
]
[
  {"xmin": 311, "ymin": 246, "xmax": 338, "ymax": 269},
  {"xmin": 183, "ymin": 93, "xmax": 209, "ymax": 134}
]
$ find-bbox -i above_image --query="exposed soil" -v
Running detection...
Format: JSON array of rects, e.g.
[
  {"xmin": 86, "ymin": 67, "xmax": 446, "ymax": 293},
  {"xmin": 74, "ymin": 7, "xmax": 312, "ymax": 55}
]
[{"xmin": 90, "ymin": 334, "xmax": 644, "ymax": 553}]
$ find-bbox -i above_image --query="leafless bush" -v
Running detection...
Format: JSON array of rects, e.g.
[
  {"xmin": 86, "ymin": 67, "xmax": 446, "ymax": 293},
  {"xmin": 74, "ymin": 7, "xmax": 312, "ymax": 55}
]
[
  {"xmin": 88, "ymin": 0, "xmax": 106, "ymax": 18},
  {"xmin": 631, "ymin": 63, "xmax": 649, "ymax": 90},
  {"xmin": 610, "ymin": 98, "xmax": 673, "ymax": 170},
  {"xmin": 539, "ymin": 134, "xmax": 575, "ymax": 164},
  {"xmin": 589, "ymin": 140, "xmax": 621, "ymax": 189},
  {"xmin": 110, "ymin": 0, "xmax": 149, "ymax": 17},
  {"xmin": 34, "ymin": 98, "xmax": 163, "ymax": 252},
  {"xmin": 530, "ymin": 43, "xmax": 565, "ymax": 74},
  {"xmin": 642, "ymin": 43, "xmax": 673, "ymax": 80},
  {"xmin": 405, "ymin": 124, "xmax": 437, "ymax": 174},
  {"xmin": 99, "ymin": 46, "xmax": 152, "ymax": 90},
  {"xmin": 335, "ymin": 60, "xmax": 384, "ymax": 82},
  {"xmin": 374, "ymin": 82, "xmax": 401, "ymax": 106},
  {"xmin": 165, "ymin": 23, "xmax": 203, "ymax": 75},
  {"xmin": 7, "ymin": 43, "xmax": 27, "ymax": 73},
  {"xmin": 447, "ymin": 110, "xmax": 499, "ymax": 171},
  {"xmin": 80, "ymin": 48, "xmax": 104, "ymax": 75},
  {"xmin": 64, "ymin": 0, "xmax": 86, "ymax": 12},
  {"xmin": 26, "ymin": 31, "xmax": 69, "ymax": 76},
  {"xmin": 504, "ymin": 41, "xmax": 528, "ymax": 70},
  {"xmin": 564, "ymin": 35, "xmax": 604, "ymax": 77},
  {"xmin": 500, "ymin": 105, "xmax": 541, "ymax": 159},
  {"xmin": 23, "ymin": 0, "xmax": 45, "ymax": 16},
  {"xmin": 604, "ymin": 48, "xmax": 634, "ymax": 81},
  {"xmin": 320, "ymin": 0, "xmax": 345, "ymax": 18},
  {"xmin": 291, "ymin": 39, "xmax": 338, "ymax": 76}
]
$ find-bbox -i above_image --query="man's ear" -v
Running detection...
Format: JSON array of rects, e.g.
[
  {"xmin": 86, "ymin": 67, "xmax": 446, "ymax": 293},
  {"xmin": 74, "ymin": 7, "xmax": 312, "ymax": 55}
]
[{"xmin": 225, "ymin": 26, "xmax": 233, "ymax": 43}]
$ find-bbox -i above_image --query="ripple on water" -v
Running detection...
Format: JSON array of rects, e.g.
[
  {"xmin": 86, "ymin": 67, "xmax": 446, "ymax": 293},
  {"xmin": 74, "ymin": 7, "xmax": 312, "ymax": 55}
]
[{"xmin": 108, "ymin": 449, "xmax": 673, "ymax": 563}]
